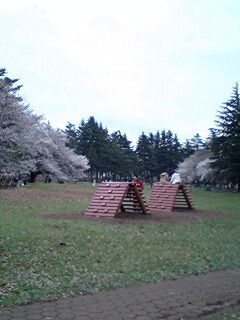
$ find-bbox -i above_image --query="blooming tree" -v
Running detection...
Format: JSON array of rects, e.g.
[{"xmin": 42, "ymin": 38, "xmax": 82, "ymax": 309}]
[
  {"xmin": 0, "ymin": 68, "xmax": 89, "ymax": 181},
  {"xmin": 177, "ymin": 149, "xmax": 214, "ymax": 184}
]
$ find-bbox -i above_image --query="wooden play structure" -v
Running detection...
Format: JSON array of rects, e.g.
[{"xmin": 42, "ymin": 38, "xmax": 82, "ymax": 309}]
[
  {"xmin": 148, "ymin": 183, "xmax": 195, "ymax": 212},
  {"xmin": 85, "ymin": 182, "xmax": 149, "ymax": 218}
]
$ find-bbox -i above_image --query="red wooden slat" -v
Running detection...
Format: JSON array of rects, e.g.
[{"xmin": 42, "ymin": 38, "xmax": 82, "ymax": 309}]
[
  {"xmin": 85, "ymin": 182, "xmax": 149, "ymax": 218},
  {"xmin": 148, "ymin": 183, "xmax": 195, "ymax": 212}
]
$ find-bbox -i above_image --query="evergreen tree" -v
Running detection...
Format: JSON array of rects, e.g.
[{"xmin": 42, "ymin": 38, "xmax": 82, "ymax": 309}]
[
  {"xmin": 74, "ymin": 116, "xmax": 110, "ymax": 182},
  {"xmin": 65, "ymin": 119, "xmax": 138, "ymax": 181},
  {"xmin": 182, "ymin": 139, "xmax": 195, "ymax": 158},
  {"xmin": 110, "ymin": 131, "xmax": 137, "ymax": 180},
  {"xmin": 189, "ymin": 133, "xmax": 205, "ymax": 151},
  {"xmin": 135, "ymin": 132, "xmax": 158, "ymax": 183},
  {"xmin": 65, "ymin": 122, "xmax": 78, "ymax": 149},
  {"xmin": 210, "ymin": 83, "xmax": 240, "ymax": 190},
  {"xmin": 165, "ymin": 130, "xmax": 176, "ymax": 174},
  {"xmin": 153, "ymin": 130, "xmax": 182, "ymax": 177},
  {"xmin": 154, "ymin": 130, "xmax": 168, "ymax": 176},
  {"xmin": 170, "ymin": 133, "xmax": 183, "ymax": 173}
]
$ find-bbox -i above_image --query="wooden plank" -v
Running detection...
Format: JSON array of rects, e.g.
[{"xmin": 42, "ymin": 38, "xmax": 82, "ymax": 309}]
[
  {"xmin": 85, "ymin": 181, "xmax": 149, "ymax": 218},
  {"xmin": 148, "ymin": 183, "xmax": 195, "ymax": 212}
]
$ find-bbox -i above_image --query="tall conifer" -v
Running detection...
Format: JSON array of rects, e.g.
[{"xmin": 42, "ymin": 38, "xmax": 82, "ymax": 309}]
[{"xmin": 210, "ymin": 83, "xmax": 240, "ymax": 190}]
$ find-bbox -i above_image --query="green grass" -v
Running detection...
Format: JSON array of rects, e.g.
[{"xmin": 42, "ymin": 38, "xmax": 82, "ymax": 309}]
[
  {"xmin": 192, "ymin": 186, "xmax": 240, "ymax": 214},
  {"xmin": 0, "ymin": 183, "xmax": 240, "ymax": 306},
  {"xmin": 194, "ymin": 306, "xmax": 240, "ymax": 320}
]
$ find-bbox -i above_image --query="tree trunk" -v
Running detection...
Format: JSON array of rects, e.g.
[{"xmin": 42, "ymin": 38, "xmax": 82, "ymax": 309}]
[{"xmin": 29, "ymin": 171, "xmax": 37, "ymax": 183}]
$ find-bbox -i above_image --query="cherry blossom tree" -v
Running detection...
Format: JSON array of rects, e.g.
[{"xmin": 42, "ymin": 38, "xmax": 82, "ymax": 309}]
[
  {"xmin": 177, "ymin": 149, "xmax": 214, "ymax": 184},
  {"xmin": 0, "ymin": 68, "xmax": 89, "ymax": 181}
]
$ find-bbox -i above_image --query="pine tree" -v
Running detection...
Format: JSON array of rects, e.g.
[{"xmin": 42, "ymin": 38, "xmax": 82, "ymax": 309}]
[
  {"xmin": 210, "ymin": 83, "xmax": 240, "ymax": 190},
  {"xmin": 110, "ymin": 131, "xmax": 137, "ymax": 180},
  {"xmin": 65, "ymin": 122, "xmax": 78, "ymax": 149},
  {"xmin": 182, "ymin": 139, "xmax": 195, "ymax": 158},
  {"xmin": 75, "ymin": 116, "xmax": 110, "ymax": 182},
  {"xmin": 153, "ymin": 130, "xmax": 182, "ymax": 177},
  {"xmin": 135, "ymin": 132, "xmax": 158, "ymax": 183},
  {"xmin": 153, "ymin": 130, "xmax": 168, "ymax": 176},
  {"xmin": 189, "ymin": 133, "xmax": 205, "ymax": 151}
]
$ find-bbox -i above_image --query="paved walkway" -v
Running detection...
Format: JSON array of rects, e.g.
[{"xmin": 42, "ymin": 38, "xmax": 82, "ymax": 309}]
[{"xmin": 1, "ymin": 269, "xmax": 240, "ymax": 320}]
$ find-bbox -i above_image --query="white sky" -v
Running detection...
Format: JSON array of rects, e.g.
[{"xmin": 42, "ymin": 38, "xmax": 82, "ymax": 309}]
[{"xmin": 1, "ymin": 0, "xmax": 240, "ymax": 145}]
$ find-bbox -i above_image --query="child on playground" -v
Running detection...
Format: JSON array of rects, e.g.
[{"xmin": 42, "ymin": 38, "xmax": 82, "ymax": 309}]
[
  {"xmin": 170, "ymin": 171, "xmax": 182, "ymax": 184},
  {"xmin": 132, "ymin": 175, "xmax": 144, "ymax": 191},
  {"xmin": 160, "ymin": 172, "xmax": 169, "ymax": 184}
]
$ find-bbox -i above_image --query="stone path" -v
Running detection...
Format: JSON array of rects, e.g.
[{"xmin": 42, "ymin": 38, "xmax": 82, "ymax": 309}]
[{"xmin": 1, "ymin": 268, "xmax": 240, "ymax": 320}]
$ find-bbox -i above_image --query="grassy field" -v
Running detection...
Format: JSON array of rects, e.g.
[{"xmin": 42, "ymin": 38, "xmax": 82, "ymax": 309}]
[{"xmin": 0, "ymin": 183, "xmax": 240, "ymax": 308}]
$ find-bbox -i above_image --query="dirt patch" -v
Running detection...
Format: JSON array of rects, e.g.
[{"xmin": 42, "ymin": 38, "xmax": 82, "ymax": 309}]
[
  {"xmin": 1, "ymin": 185, "xmax": 227, "ymax": 224},
  {"xmin": 43, "ymin": 209, "xmax": 227, "ymax": 224}
]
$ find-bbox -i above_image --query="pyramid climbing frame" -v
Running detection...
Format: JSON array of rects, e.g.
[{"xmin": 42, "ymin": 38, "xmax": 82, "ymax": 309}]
[
  {"xmin": 85, "ymin": 182, "xmax": 149, "ymax": 218},
  {"xmin": 148, "ymin": 183, "xmax": 195, "ymax": 212}
]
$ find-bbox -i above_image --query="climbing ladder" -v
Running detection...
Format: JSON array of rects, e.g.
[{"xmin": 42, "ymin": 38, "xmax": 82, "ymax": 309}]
[
  {"xmin": 85, "ymin": 182, "xmax": 149, "ymax": 218},
  {"xmin": 148, "ymin": 183, "xmax": 195, "ymax": 212}
]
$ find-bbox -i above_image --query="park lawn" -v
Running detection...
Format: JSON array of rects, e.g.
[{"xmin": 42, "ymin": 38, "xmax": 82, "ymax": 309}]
[{"xmin": 0, "ymin": 183, "xmax": 240, "ymax": 306}]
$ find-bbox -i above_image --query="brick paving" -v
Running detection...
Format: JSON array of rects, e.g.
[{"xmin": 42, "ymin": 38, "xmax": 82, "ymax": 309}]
[{"xmin": 1, "ymin": 268, "xmax": 240, "ymax": 320}]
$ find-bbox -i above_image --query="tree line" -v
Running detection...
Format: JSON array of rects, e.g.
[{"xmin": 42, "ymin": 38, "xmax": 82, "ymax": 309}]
[
  {"xmin": 1, "ymin": 66, "xmax": 240, "ymax": 190},
  {"xmin": 65, "ymin": 83, "xmax": 240, "ymax": 190},
  {"xmin": 65, "ymin": 117, "xmax": 205, "ymax": 183}
]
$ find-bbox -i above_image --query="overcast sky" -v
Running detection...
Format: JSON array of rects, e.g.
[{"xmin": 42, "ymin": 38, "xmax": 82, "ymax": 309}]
[{"xmin": 1, "ymin": 0, "xmax": 240, "ymax": 145}]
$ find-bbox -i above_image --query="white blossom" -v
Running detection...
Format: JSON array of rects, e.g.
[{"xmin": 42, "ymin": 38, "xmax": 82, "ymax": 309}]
[
  {"xmin": 178, "ymin": 149, "xmax": 214, "ymax": 183},
  {"xmin": 0, "ymin": 72, "xmax": 90, "ymax": 180}
]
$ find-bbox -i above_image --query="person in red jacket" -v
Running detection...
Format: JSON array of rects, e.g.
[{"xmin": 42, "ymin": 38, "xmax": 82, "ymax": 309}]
[{"xmin": 132, "ymin": 175, "xmax": 144, "ymax": 191}]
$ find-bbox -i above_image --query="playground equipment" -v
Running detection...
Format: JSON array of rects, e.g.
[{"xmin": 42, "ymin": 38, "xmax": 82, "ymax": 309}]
[
  {"xmin": 148, "ymin": 183, "xmax": 195, "ymax": 212},
  {"xmin": 85, "ymin": 182, "xmax": 149, "ymax": 218}
]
